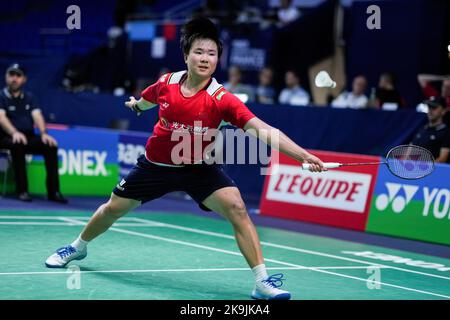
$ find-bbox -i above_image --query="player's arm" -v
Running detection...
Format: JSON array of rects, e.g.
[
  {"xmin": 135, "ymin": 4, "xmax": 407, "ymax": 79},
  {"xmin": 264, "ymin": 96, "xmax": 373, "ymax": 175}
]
[
  {"xmin": 125, "ymin": 96, "xmax": 157, "ymax": 113},
  {"xmin": 0, "ymin": 109, "xmax": 19, "ymax": 136},
  {"xmin": 417, "ymin": 74, "xmax": 446, "ymax": 88},
  {"xmin": 31, "ymin": 109, "xmax": 57, "ymax": 146},
  {"xmin": 436, "ymin": 130, "xmax": 450, "ymax": 163},
  {"xmin": 243, "ymin": 117, "xmax": 325, "ymax": 172},
  {"xmin": 0, "ymin": 109, "xmax": 28, "ymax": 144},
  {"xmin": 436, "ymin": 147, "xmax": 449, "ymax": 163}
]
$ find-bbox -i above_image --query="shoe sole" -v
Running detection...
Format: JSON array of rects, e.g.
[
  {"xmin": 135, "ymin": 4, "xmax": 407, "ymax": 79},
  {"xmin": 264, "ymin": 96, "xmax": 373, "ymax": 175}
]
[
  {"xmin": 44, "ymin": 253, "xmax": 87, "ymax": 268},
  {"xmin": 251, "ymin": 292, "xmax": 291, "ymax": 300}
]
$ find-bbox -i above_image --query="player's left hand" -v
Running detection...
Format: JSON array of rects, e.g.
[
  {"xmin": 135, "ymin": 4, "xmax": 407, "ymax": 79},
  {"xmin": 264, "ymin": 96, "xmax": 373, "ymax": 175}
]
[
  {"xmin": 41, "ymin": 133, "xmax": 57, "ymax": 147},
  {"xmin": 125, "ymin": 96, "xmax": 136, "ymax": 107},
  {"xmin": 125, "ymin": 96, "xmax": 140, "ymax": 113}
]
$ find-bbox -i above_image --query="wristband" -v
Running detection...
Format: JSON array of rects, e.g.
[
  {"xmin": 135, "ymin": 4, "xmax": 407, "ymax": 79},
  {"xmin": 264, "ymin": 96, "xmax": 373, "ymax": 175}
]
[{"xmin": 131, "ymin": 102, "xmax": 143, "ymax": 113}]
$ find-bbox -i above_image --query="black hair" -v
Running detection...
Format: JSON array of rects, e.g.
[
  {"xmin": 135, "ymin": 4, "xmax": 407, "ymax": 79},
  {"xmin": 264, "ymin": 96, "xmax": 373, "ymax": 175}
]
[
  {"xmin": 381, "ymin": 72, "xmax": 397, "ymax": 86},
  {"xmin": 180, "ymin": 16, "xmax": 223, "ymax": 58}
]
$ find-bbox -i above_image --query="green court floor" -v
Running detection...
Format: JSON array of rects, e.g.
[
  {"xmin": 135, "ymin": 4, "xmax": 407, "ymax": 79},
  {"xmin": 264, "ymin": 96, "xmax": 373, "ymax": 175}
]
[{"xmin": 0, "ymin": 210, "xmax": 449, "ymax": 300}]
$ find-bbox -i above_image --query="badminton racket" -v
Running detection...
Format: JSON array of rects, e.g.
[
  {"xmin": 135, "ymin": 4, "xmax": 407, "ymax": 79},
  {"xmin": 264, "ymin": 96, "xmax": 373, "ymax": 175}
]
[{"xmin": 302, "ymin": 145, "xmax": 435, "ymax": 180}]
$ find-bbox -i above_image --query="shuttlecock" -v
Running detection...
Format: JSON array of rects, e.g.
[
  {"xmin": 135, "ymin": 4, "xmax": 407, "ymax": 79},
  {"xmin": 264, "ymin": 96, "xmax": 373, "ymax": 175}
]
[{"xmin": 315, "ymin": 71, "xmax": 336, "ymax": 88}]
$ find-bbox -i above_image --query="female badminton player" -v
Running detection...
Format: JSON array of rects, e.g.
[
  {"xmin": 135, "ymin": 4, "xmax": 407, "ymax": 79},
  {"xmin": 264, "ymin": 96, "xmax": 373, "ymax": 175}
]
[{"xmin": 45, "ymin": 17, "xmax": 325, "ymax": 300}]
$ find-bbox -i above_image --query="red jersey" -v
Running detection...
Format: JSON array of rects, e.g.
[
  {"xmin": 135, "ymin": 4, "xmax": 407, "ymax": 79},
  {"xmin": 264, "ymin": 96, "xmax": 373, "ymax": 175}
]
[{"xmin": 141, "ymin": 71, "xmax": 256, "ymax": 165}]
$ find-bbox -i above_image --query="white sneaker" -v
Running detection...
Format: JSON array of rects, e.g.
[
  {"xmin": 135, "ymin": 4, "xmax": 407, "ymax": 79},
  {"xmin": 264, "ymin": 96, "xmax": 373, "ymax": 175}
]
[
  {"xmin": 251, "ymin": 273, "xmax": 291, "ymax": 300},
  {"xmin": 45, "ymin": 245, "xmax": 87, "ymax": 268}
]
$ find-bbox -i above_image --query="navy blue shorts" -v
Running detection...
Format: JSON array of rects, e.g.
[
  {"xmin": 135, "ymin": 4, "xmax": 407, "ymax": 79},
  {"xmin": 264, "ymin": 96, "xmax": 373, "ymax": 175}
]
[{"xmin": 113, "ymin": 155, "xmax": 236, "ymax": 211}]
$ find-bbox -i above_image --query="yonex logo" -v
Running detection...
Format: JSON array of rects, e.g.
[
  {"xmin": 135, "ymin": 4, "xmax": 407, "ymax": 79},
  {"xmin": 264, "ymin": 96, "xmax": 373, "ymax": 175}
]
[
  {"xmin": 58, "ymin": 149, "xmax": 108, "ymax": 176},
  {"xmin": 375, "ymin": 183, "xmax": 419, "ymax": 213},
  {"xmin": 161, "ymin": 102, "xmax": 170, "ymax": 109}
]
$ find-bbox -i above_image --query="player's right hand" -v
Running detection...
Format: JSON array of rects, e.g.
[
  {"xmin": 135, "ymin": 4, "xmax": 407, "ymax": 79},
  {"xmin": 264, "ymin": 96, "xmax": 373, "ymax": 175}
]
[{"xmin": 12, "ymin": 131, "xmax": 27, "ymax": 145}]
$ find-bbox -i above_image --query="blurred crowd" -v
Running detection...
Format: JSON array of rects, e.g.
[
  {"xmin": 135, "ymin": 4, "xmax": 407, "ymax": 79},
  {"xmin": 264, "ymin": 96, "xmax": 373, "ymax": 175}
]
[
  {"xmin": 7, "ymin": 0, "xmax": 449, "ymax": 163},
  {"xmin": 56, "ymin": 0, "xmax": 450, "ymax": 114}
]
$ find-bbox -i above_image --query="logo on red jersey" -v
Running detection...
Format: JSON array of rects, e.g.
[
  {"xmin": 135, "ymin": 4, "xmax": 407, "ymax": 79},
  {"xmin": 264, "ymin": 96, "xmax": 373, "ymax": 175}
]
[
  {"xmin": 161, "ymin": 101, "xmax": 170, "ymax": 110},
  {"xmin": 216, "ymin": 91, "xmax": 226, "ymax": 101}
]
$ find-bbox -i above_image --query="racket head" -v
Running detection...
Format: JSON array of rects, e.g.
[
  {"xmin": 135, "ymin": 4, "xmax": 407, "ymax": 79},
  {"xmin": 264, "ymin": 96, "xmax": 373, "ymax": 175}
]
[{"xmin": 385, "ymin": 144, "xmax": 435, "ymax": 179}]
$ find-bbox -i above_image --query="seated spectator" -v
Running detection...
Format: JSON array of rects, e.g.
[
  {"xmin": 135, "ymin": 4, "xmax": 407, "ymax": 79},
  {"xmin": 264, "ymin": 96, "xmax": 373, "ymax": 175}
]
[
  {"xmin": 417, "ymin": 74, "xmax": 450, "ymax": 127},
  {"xmin": 255, "ymin": 67, "xmax": 276, "ymax": 104},
  {"xmin": 370, "ymin": 72, "xmax": 404, "ymax": 110},
  {"xmin": 224, "ymin": 66, "xmax": 255, "ymax": 103},
  {"xmin": 411, "ymin": 96, "xmax": 450, "ymax": 163},
  {"xmin": 331, "ymin": 75, "xmax": 368, "ymax": 109},
  {"xmin": 277, "ymin": 0, "xmax": 300, "ymax": 26},
  {"xmin": 62, "ymin": 27, "xmax": 131, "ymax": 95},
  {"xmin": 278, "ymin": 70, "xmax": 310, "ymax": 106}
]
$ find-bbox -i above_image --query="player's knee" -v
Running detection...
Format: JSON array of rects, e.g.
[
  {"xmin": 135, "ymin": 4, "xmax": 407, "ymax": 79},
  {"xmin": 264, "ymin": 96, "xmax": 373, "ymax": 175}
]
[
  {"xmin": 226, "ymin": 201, "xmax": 248, "ymax": 222},
  {"xmin": 101, "ymin": 201, "xmax": 124, "ymax": 219}
]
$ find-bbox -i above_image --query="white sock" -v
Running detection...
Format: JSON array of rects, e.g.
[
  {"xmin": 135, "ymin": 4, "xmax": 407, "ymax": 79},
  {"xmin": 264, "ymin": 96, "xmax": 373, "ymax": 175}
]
[
  {"xmin": 252, "ymin": 264, "xmax": 268, "ymax": 282},
  {"xmin": 71, "ymin": 236, "xmax": 89, "ymax": 251}
]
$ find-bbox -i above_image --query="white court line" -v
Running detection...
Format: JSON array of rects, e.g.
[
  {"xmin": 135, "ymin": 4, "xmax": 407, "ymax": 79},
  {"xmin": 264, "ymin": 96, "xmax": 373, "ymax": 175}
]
[
  {"xmin": 61, "ymin": 218, "xmax": 315, "ymax": 272},
  {"xmin": 56, "ymin": 217, "xmax": 162, "ymax": 228},
  {"xmin": 2, "ymin": 214, "xmax": 449, "ymax": 298},
  {"xmin": 130, "ymin": 217, "xmax": 450, "ymax": 281},
  {"xmin": 57, "ymin": 217, "xmax": 450, "ymax": 299},
  {"xmin": 2, "ymin": 214, "xmax": 450, "ymax": 281},
  {"xmin": 106, "ymin": 227, "xmax": 450, "ymax": 299},
  {"xmin": 58, "ymin": 217, "xmax": 88, "ymax": 225},
  {"xmin": 108, "ymin": 223, "xmax": 164, "ymax": 227},
  {"xmin": 0, "ymin": 222, "xmax": 79, "ymax": 226},
  {"xmin": 2, "ymin": 214, "xmax": 450, "ymax": 280},
  {"xmin": 0, "ymin": 266, "xmax": 390, "ymax": 276},
  {"xmin": 0, "ymin": 221, "xmax": 162, "ymax": 227},
  {"xmin": 0, "ymin": 215, "xmax": 157, "ymax": 223},
  {"xmin": 308, "ymin": 268, "xmax": 450, "ymax": 299}
]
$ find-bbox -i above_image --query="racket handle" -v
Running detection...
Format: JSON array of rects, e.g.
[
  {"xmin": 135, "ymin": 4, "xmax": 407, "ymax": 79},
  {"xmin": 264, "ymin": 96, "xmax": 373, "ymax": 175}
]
[{"xmin": 301, "ymin": 162, "xmax": 342, "ymax": 170}]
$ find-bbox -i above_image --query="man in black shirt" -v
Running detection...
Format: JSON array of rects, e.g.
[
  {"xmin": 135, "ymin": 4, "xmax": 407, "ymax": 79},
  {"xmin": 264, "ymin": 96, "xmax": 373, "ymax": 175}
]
[
  {"xmin": 372, "ymin": 72, "xmax": 404, "ymax": 110},
  {"xmin": 0, "ymin": 64, "xmax": 67, "ymax": 203},
  {"xmin": 411, "ymin": 96, "xmax": 450, "ymax": 163}
]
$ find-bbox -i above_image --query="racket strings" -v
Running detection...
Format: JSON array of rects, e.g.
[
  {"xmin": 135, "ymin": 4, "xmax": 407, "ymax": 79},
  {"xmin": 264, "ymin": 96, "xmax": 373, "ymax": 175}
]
[{"xmin": 386, "ymin": 145, "xmax": 434, "ymax": 179}]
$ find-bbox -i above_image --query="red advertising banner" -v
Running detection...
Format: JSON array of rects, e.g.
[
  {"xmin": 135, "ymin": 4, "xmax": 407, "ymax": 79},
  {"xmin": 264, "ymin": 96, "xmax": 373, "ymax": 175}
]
[{"xmin": 260, "ymin": 150, "xmax": 381, "ymax": 230}]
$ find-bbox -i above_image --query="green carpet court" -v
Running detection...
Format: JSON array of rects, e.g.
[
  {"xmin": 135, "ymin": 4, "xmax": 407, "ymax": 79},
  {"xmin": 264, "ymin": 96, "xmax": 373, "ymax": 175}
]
[{"xmin": 0, "ymin": 210, "xmax": 449, "ymax": 300}]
